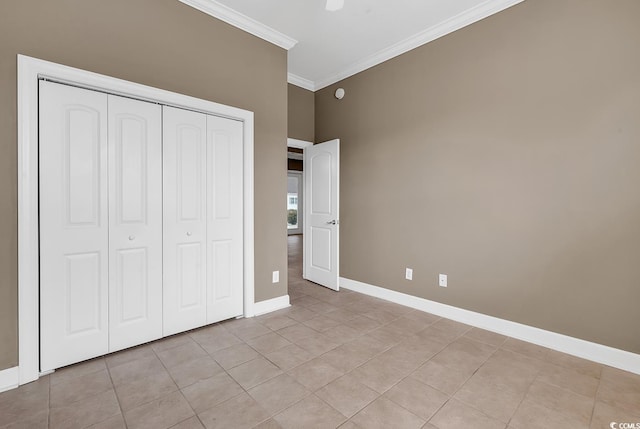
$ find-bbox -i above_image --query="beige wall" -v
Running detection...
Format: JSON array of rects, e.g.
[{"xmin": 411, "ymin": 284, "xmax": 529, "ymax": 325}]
[
  {"xmin": 0, "ymin": 0, "xmax": 288, "ymax": 371},
  {"xmin": 316, "ymin": 0, "xmax": 640, "ymax": 353},
  {"xmin": 288, "ymin": 84, "xmax": 315, "ymax": 142}
]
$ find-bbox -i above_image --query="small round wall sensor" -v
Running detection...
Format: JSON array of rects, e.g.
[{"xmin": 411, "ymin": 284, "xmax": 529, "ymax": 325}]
[{"xmin": 334, "ymin": 88, "xmax": 345, "ymax": 100}]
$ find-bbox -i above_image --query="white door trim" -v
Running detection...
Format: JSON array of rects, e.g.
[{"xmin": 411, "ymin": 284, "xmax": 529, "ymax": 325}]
[
  {"xmin": 17, "ymin": 54, "xmax": 255, "ymax": 385},
  {"xmin": 287, "ymin": 138, "xmax": 313, "ymax": 149}
]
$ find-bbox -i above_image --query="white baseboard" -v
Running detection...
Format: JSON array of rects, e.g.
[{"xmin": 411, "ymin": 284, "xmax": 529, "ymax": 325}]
[
  {"xmin": 340, "ymin": 277, "xmax": 640, "ymax": 375},
  {"xmin": 253, "ymin": 295, "xmax": 291, "ymax": 316},
  {"xmin": 0, "ymin": 366, "xmax": 19, "ymax": 393}
]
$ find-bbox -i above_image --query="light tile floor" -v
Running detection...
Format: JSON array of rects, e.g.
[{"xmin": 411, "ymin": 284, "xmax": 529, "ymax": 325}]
[{"xmin": 1, "ymin": 235, "xmax": 639, "ymax": 428}]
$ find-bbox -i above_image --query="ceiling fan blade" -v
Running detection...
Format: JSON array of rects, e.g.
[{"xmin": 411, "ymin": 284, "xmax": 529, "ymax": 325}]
[{"xmin": 326, "ymin": 0, "xmax": 344, "ymax": 12}]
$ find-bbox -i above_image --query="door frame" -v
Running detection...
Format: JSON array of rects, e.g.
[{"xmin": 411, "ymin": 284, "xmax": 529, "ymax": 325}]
[
  {"xmin": 287, "ymin": 139, "xmax": 312, "ymax": 275},
  {"xmin": 17, "ymin": 55, "xmax": 255, "ymax": 385}
]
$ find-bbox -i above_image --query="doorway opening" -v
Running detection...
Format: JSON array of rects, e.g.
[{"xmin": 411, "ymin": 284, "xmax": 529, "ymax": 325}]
[
  {"xmin": 286, "ymin": 139, "xmax": 312, "ymax": 287},
  {"xmin": 287, "ymin": 172, "xmax": 303, "ymax": 235},
  {"xmin": 286, "ymin": 138, "xmax": 340, "ymax": 292}
]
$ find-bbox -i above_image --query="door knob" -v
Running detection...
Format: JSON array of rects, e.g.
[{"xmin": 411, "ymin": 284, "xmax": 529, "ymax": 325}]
[
  {"xmin": 186, "ymin": 231, "xmax": 192, "ymax": 236},
  {"xmin": 128, "ymin": 235, "xmax": 135, "ymax": 241},
  {"xmin": 326, "ymin": 220, "xmax": 338, "ymax": 225}
]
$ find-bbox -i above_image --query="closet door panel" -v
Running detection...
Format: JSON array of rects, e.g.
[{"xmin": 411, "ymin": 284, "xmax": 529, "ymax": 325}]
[
  {"xmin": 39, "ymin": 81, "xmax": 109, "ymax": 372},
  {"xmin": 163, "ymin": 106, "xmax": 208, "ymax": 336},
  {"xmin": 207, "ymin": 115, "xmax": 244, "ymax": 323},
  {"xmin": 108, "ymin": 95, "xmax": 163, "ymax": 352}
]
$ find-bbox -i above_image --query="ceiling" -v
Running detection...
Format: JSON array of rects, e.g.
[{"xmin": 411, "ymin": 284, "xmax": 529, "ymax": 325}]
[{"xmin": 180, "ymin": 0, "xmax": 524, "ymax": 91}]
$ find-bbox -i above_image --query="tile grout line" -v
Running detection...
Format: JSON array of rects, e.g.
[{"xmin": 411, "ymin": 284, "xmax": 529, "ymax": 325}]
[
  {"xmin": 505, "ymin": 348, "xmax": 563, "ymax": 429},
  {"xmin": 49, "ymin": 358, "xmax": 123, "ymax": 429},
  {"xmin": 306, "ymin": 392, "xmax": 350, "ymax": 427},
  {"xmin": 189, "ymin": 321, "xmax": 279, "ymax": 423},
  {"xmin": 588, "ymin": 368, "xmax": 605, "ymax": 427},
  {"xmin": 48, "ymin": 373, "xmax": 52, "ymax": 429},
  {"xmin": 310, "ymin": 317, "xmax": 470, "ymax": 426},
  {"xmin": 224, "ymin": 289, "xmax": 408, "ymax": 425},
  {"xmin": 423, "ymin": 333, "xmax": 503, "ymax": 427},
  {"xmin": 501, "ymin": 342, "xmax": 603, "ymax": 427},
  {"xmin": 152, "ymin": 339, "xmax": 201, "ymax": 425},
  {"xmin": 505, "ymin": 372, "xmax": 538, "ymax": 428},
  {"xmin": 104, "ymin": 358, "xmax": 129, "ymax": 429}
]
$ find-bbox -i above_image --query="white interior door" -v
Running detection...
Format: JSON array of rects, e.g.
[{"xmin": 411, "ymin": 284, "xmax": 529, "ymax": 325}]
[
  {"xmin": 304, "ymin": 139, "xmax": 340, "ymax": 291},
  {"xmin": 206, "ymin": 115, "xmax": 244, "ymax": 323},
  {"xmin": 163, "ymin": 106, "xmax": 208, "ymax": 336},
  {"xmin": 108, "ymin": 95, "xmax": 163, "ymax": 352},
  {"xmin": 39, "ymin": 81, "xmax": 109, "ymax": 371}
]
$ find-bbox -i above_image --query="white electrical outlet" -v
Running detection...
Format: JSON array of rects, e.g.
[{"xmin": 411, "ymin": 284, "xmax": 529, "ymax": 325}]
[
  {"xmin": 405, "ymin": 268, "xmax": 413, "ymax": 281},
  {"xmin": 439, "ymin": 274, "xmax": 447, "ymax": 287},
  {"xmin": 272, "ymin": 270, "xmax": 280, "ymax": 283}
]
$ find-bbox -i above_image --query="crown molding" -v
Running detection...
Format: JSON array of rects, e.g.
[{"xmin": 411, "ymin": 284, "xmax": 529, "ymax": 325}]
[
  {"xmin": 287, "ymin": 73, "xmax": 316, "ymax": 91},
  {"xmin": 314, "ymin": 0, "xmax": 525, "ymax": 90},
  {"xmin": 179, "ymin": 0, "xmax": 298, "ymax": 50},
  {"xmin": 180, "ymin": 0, "xmax": 524, "ymax": 90}
]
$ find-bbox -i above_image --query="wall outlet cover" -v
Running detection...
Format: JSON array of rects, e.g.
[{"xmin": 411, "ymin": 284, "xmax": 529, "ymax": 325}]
[
  {"xmin": 405, "ymin": 268, "xmax": 413, "ymax": 281},
  {"xmin": 439, "ymin": 273, "xmax": 447, "ymax": 287}
]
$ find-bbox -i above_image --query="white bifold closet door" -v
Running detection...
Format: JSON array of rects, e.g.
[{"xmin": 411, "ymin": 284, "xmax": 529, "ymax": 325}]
[
  {"xmin": 40, "ymin": 81, "xmax": 244, "ymax": 371},
  {"xmin": 163, "ymin": 107, "xmax": 244, "ymax": 335},
  {"xmin": 206, "ymin": 115, "xmax": 244, "ymax": 323},
  {"xmin": 162, "ymin": 107, "xmax": 208, "ymax": 335},
  {"xmin": 107, "ymin": 95, "xmax": 163, "ymax": 352},
  {"xmin": 40, "ymin": 81, "xmax": 163, "ymax": 371},
  {"xmin": 40, "ymin": 81, "xmax": 110, "ymax": 371}
]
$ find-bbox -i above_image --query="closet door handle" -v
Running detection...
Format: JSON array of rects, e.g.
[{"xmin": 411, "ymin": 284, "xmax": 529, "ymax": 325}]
[
  {"xmin": 186, "ymin": 231, "xmax": 192, "ymax": 236},
  {"xmin": 128, "ymin": 235, "xmax": 135, "ymax": 241}
]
